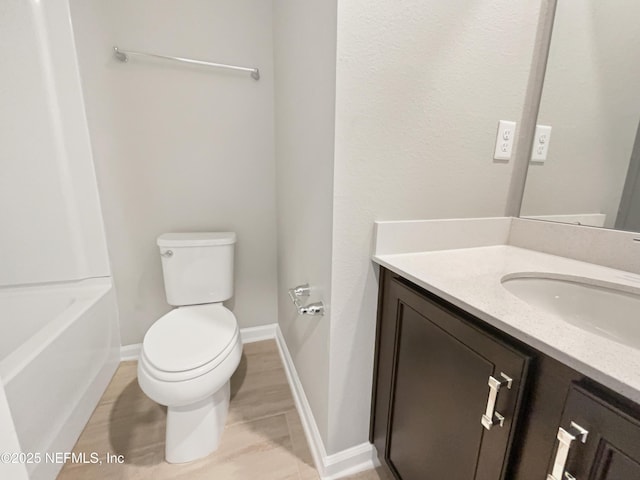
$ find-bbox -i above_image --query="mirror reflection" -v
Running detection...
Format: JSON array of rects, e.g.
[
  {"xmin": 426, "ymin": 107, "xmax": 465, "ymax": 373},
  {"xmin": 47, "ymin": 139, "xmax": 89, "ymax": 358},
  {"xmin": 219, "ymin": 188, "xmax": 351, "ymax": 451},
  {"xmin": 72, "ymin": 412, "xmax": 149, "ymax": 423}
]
[{"xmin": 520, "ymin": 1, "xmax": 640, "ymax": 233}]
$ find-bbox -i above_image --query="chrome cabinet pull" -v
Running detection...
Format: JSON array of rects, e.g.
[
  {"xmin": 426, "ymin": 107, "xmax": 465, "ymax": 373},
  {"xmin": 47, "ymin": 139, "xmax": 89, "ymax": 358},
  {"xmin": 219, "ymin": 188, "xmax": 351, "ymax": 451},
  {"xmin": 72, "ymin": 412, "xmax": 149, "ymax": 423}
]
[
  {"xmin": 481, "ymin": 372, "xmax": 513, "ymax": 430},
  {"xmin": 546, "ymin": 422, "xmax": 589, "ymax": 480}
]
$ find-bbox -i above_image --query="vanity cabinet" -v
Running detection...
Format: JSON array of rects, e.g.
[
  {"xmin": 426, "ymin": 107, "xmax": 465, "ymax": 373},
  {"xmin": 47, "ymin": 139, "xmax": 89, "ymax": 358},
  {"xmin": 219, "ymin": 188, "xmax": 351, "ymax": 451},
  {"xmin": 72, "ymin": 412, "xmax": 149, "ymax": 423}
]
[
  {"xmin": 372, "ymin": 268, "xmax": 640, "ymax": 480},
  {"xmin": 371, "ymin": 269, "xmax": 531, "ymax": 480}
]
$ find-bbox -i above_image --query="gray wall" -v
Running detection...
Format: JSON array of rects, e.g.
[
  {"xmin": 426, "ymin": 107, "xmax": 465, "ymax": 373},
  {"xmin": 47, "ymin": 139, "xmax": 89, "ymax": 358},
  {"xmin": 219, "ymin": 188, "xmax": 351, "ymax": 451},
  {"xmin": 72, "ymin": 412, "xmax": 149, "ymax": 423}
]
[
  {"xmin": 328, "ymin": 0, "xmax": 542, "ymax": 454},
  {"xmin": 273, "ymin": 0, "xmax": 338, "ymax": 447},
  {"xmin": 69, "ymin": 0, "xmax": 278, "ymax": 345}
]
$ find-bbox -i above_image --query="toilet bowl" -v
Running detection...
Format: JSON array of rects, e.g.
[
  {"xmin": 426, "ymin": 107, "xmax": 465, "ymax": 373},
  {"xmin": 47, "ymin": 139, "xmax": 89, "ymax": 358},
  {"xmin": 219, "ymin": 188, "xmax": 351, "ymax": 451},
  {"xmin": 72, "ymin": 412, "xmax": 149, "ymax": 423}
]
[
  {"xmin": 137, "ymin": 232, "xmax": 242, "ymax": 464},
  {"xmin": 138, "ymin": 303, "xmax": 242, "ymax": 463}
]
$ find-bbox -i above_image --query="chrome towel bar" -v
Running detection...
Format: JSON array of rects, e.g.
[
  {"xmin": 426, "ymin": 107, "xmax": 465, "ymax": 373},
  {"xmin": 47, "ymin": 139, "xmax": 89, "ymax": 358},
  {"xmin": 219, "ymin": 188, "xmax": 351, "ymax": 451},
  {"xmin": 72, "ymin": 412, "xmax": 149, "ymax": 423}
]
[
  {"xmin": 113, "ymin": 46, "xmax": 260, "ymax": 80},
  {"xmin": 288, "ymin": 284, "xmax": 325, "ymax": 316}
]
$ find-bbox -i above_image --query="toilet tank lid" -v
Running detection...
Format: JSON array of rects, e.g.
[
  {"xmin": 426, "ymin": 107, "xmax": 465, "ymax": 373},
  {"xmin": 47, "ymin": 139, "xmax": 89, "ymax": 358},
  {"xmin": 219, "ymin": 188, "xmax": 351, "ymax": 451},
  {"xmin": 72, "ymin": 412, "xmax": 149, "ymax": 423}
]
[{"xmin": 157, "ymin": 232, "xmax": 236, "ymax": 247}]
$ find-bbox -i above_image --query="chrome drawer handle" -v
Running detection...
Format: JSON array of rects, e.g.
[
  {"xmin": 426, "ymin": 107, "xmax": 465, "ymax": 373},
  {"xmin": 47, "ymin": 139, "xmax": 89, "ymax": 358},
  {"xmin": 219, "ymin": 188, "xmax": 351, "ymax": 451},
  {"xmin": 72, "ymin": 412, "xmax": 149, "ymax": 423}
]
[
  {"xmin": 481, "ymin": 372, "xmax": 512, "ymax": 430},
  {"xmin": 546, "ymin": 422, "xmax": 589, "ymax": 480}
]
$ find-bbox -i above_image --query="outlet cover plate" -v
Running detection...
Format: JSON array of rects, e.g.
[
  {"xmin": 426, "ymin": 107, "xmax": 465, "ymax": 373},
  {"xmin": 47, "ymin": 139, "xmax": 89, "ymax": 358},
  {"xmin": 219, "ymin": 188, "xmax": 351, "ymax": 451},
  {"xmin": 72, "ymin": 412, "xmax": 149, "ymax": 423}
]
[
  {"xmin": 494, "ymin": 120, "xmax": 517, "ymax": 161},
  {"xmin": 531, "ymin": 125, "xmax": 552, "ymax": 162}
]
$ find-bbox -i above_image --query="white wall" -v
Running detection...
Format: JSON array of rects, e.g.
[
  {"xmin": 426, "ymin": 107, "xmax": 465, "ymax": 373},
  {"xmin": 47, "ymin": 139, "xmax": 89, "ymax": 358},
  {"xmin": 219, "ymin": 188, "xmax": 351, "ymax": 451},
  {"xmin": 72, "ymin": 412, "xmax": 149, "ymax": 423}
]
[
  {"xmin": 327, "ymin": 0, "xmax": 542, "ymax": 454},
  {"xmin": 273, "ymin": 0, "xmax": 337, "ymax": 447},
  {"xmin": 521, "ymin": 1, "xmax": 640, "ymax": 227},
  {"xmin": 0, "ymin": 0, "xmax": 110, "ymax": 286},
  {"xmin": 69, "ymin": 0, "xmax": 278, "ymax": 345}
]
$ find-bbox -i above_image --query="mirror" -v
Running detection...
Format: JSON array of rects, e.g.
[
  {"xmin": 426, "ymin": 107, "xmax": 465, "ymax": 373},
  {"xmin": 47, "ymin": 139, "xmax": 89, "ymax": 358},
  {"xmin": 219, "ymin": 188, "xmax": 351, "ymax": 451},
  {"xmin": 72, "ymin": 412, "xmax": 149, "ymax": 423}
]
[{"xmin": 519, "ymin": 0, "xmax": 640, "ymax": 233}]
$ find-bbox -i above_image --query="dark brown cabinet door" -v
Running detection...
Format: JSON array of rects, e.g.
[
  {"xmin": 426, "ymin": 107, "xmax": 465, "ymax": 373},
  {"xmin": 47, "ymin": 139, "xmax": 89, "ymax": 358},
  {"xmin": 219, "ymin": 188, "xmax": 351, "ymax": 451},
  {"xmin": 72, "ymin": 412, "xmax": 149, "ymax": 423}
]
[
  {"xmin": 546, "ymin": 385, "xmax": 640, "ymax": 480},
  {"xmin": 379, "ymin": 277, "xmax": 531, "ymax": 480}
]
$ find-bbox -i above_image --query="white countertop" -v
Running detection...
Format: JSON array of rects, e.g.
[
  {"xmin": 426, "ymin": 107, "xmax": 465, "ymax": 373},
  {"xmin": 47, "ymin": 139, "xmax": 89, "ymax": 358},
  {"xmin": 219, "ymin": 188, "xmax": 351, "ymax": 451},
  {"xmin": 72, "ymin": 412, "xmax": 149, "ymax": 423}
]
[{"xmin": 373, "ymin": 245, "xmax": 640, "ymax": 404}]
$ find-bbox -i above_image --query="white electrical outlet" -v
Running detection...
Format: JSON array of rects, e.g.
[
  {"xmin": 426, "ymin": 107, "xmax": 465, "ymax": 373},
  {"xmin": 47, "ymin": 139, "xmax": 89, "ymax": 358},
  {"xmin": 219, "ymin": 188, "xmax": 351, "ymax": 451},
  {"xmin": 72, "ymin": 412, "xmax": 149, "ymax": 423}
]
[
  {"xmin": 494, "ymin": 120, "xmax": 516, "ymax": 161},
  {"xmin": 531, "ymin": 125, "xmax": 552, "ymax": 162}
]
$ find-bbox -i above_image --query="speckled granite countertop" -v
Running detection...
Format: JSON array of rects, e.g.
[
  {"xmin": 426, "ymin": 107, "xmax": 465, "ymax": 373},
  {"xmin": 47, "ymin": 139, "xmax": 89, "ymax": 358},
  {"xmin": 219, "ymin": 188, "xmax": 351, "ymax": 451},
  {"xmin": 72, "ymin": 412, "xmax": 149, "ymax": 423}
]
[{"xmin": 373, "ymin": 245, "xmax": 640, "ymax": 404}]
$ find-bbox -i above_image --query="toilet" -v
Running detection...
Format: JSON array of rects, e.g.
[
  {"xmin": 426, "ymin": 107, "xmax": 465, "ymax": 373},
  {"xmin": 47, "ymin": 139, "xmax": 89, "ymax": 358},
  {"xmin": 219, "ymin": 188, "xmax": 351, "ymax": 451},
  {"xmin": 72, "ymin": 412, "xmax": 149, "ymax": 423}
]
[{"xmin": 137, "ymin": 232, "xmax": 243, "ymax": 464}]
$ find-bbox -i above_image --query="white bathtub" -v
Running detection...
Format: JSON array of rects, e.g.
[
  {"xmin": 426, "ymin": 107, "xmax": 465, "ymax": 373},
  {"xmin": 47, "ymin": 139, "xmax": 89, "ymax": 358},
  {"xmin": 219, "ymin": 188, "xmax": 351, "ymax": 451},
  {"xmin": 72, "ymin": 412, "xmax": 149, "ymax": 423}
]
[{"xmin": 0, "ymin": 277, "xmax": 120, "ymax": 480}]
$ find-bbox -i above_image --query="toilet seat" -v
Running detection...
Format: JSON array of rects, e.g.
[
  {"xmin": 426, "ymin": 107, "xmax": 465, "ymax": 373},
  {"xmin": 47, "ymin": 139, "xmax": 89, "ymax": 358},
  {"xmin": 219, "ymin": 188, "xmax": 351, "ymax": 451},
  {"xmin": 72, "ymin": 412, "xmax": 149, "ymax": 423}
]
[{"xmin": 141, "ymin": 304, "xmax": 239, "ymax": 382}]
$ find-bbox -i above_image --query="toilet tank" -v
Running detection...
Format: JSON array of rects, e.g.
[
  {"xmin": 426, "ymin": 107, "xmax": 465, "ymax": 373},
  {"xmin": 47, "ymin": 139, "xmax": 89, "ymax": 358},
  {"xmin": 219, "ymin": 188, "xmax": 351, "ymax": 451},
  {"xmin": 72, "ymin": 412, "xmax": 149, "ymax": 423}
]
[{"xmin": 157, "ymin": 232, "xmax": 236, "ymax": 306}]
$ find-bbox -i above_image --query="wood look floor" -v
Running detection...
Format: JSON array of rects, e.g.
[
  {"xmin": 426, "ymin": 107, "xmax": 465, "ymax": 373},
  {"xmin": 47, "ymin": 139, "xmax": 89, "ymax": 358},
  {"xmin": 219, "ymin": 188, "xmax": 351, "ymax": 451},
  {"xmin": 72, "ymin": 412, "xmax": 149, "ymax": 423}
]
[{"xmin": 57, "ymin": 340, "xmax": 389, "ymax": 480}]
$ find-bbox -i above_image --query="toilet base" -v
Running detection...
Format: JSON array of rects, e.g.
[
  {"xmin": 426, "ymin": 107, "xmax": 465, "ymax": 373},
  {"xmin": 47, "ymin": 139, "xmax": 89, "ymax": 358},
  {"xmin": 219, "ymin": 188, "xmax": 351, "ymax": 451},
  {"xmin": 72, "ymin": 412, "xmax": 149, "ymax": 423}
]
[{"xmin": 165, "ymin": 381, "xmax": 230, "ymax": 463}]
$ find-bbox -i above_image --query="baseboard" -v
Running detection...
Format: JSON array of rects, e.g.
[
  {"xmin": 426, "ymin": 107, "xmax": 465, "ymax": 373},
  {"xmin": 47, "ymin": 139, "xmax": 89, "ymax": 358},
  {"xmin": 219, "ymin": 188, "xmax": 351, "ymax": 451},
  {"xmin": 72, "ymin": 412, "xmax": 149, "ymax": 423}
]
[
  {"xmin": 120, "ymin": 343, "xmax": 141, "ymax": 361},
  {"xmin": 275, "ymin": 326, "xmax": 377, "ymax": 479},
  {"xmin": 240, "ymin": 323, "xmax": 277, "ymax": 344},
  {"xmin": 322, "ymin": 442, "xmax": 379, "ymax": 479},
  {"xmin": 120, "ymin": 324, "xmax": 278, "ymax": 361}
]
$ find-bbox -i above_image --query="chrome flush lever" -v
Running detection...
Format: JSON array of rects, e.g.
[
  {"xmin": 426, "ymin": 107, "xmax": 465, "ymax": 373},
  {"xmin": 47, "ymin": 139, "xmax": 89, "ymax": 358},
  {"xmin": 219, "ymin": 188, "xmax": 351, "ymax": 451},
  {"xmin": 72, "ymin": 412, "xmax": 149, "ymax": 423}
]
[{"xmin": 481, "ymin": 372, "xmax": 513, "ymax": 430}]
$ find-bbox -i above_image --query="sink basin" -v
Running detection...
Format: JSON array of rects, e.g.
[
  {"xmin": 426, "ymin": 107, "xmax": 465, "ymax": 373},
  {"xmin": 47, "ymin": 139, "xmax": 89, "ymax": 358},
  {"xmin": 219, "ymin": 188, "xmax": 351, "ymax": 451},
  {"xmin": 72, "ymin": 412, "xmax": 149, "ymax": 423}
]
[{"xmin": 501, "ymin": 275, "xmax": 640, "ymax": 349}]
